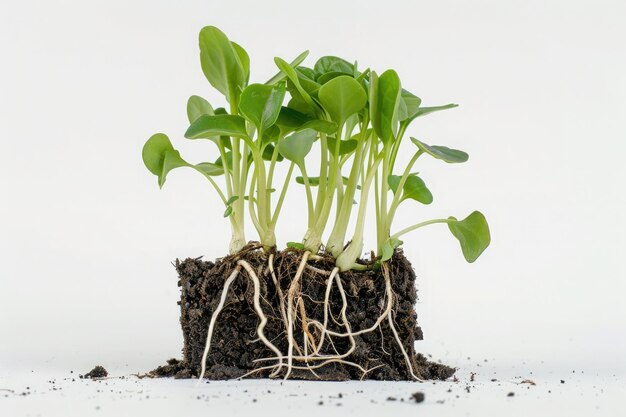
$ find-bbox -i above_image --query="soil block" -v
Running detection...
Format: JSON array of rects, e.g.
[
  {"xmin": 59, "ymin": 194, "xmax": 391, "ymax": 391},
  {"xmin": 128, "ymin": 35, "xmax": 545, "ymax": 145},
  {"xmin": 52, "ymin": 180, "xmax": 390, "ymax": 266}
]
[{"xmin": 163, "ymin": 245, "xmax": 455, "ymax": 381}]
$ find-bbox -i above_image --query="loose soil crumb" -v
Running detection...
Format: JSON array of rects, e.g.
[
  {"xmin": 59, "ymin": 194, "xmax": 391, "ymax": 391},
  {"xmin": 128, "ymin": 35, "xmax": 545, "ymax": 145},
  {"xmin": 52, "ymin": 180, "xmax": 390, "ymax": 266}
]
[
  {"xmin": 83, "ymin": 366, "xmax": 108, "ymax": 379},
  {"xmin": 411, "ymin": 392, "xmax": 425, "ymax": 403},
  {"xmin": 152, "ymin": 246, "xmax": 455, "ymax": 381}
]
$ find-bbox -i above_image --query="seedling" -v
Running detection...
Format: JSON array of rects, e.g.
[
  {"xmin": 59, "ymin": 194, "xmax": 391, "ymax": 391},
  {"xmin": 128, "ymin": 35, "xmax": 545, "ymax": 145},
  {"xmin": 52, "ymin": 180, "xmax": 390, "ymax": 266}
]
[{"xmin": 142, "ymin": 26, "xmax": 491, "ymax": 381}]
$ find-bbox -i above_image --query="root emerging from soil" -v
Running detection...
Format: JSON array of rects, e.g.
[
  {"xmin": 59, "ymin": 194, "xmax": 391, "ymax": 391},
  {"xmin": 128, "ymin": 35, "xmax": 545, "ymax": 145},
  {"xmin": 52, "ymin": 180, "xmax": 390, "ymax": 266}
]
[{"xmin": 170, "ymin": 245, "xmax": 455, "ymax": 381}]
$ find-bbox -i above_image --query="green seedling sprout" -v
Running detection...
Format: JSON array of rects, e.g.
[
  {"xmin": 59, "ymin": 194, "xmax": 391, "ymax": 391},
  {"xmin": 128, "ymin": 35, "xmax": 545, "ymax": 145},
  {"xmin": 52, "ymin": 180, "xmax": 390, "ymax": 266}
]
[{"xmin": 142, "ymin": 26, "xmax": 492, "ymax": 381}]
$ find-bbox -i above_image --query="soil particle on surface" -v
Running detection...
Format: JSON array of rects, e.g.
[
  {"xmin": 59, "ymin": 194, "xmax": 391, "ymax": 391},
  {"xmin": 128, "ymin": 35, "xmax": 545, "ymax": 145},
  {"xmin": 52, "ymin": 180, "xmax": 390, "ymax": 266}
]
[
  {"xmin": 153, "ymin": 246, "xmax": 455, "ymax": 381},
  {"xmin": 82, "ymin": 366, "xmax": 108, "ymax": 379},
  {"xmin": 411, "ymin": 391, "xmax": 425, "ymax": 403}
]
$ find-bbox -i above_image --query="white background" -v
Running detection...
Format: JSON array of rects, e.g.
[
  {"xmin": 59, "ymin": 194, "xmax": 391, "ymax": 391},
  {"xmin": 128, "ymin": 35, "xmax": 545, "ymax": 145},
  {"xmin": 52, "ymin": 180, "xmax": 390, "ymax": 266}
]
[{"xmin": 1, "ymin": 0, "xmax": 625, "ymax": 413}]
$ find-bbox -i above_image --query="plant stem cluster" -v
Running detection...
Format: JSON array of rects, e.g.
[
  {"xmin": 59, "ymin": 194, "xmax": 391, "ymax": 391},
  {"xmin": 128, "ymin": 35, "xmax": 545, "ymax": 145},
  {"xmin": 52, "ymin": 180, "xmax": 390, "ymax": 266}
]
[{"xmin": 142, "ymin": 26, "xmax": 490, "ymax": 271}]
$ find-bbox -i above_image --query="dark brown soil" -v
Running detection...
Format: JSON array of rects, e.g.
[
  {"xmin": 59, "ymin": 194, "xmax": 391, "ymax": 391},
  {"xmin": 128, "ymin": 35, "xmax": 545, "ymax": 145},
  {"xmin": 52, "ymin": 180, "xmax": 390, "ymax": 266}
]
[
  {"xmin": 82, "ymin": 366, "xmax": 108, "ymax": 379},
  {"xmin": 155, "ymin": 245, "xmax": 455, "ymax": 381}
]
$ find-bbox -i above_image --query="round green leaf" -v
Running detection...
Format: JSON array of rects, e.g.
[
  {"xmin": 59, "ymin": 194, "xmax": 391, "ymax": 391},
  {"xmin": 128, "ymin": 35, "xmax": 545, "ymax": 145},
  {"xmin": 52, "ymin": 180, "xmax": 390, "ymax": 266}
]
[
  {"xmin": 448, "ymin": 211, "xmax": 491, "ymax": 263},
  {"xmin": 388, "ymin": 174, "xmax": 433, "ymax": 204},
  {"xmin": 187, "ymin": 95, "xmax": 214, "ymax": 124},
  {"xmin": 314, "ymin": 56, "xmax": 354, "ymax": 77},
  {"xmin": 410, "ymin": 137, "xmax": 469, "ymax": 163},
  {"xmin": 318, "ymin": 75, "xmax": 367, "ymax": 126},
  {"xmin": 142, "ymin": 133, "xmax": 174, "ymax": 176},
  {"xmin": 277, "ymin": 128, "xmax": 317, "ymax": 165},
  {"xmin": 239, "ymin": 83, "xmax": 286, "ymax": 133}
]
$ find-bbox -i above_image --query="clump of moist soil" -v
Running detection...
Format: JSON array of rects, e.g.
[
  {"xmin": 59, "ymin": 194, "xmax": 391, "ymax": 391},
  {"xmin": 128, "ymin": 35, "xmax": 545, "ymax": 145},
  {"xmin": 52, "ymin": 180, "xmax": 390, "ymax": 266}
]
[
  {"xmin": 154, "ymin": 244, "xmax": 455, "ymax": 381},
  {"xmin": 82, "ymin": 366, "xmax": 108, "ymax": 379}
]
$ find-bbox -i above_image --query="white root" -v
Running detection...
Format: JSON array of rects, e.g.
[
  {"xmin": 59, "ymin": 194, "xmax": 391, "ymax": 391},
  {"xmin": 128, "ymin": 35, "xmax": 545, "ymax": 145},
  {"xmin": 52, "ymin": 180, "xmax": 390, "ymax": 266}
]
[
  {"xmin": 237, "ymin": 259, "xmax": 285, "ymax": 378},
  {"xmin": 285, "ymin": 251, "xmax": 310, "ymax": 379},
  {"xmin": 305, "ymin": 264, "xmax": 332, "ymax": 276},
  {"xmin": 198, "ymin": 251, "xmax": 419, "ymax": 382},
  {"xmin": 382, "ymin": 264, "xmax": 423, "ymax": 382},
  {"xmin": 241, "ymin": 358, "xmax": 381, "ymax": 379},
  {"xmin": 310, "ymin": 267, "xmax": 393, "ymax": 339},
  {"xmin": 198, "ymin": 266, "xmax": 242, "ymax": 383},
  {"xmin": 313, "ymin": 267, "xmax": 339, "ymax": 354}
]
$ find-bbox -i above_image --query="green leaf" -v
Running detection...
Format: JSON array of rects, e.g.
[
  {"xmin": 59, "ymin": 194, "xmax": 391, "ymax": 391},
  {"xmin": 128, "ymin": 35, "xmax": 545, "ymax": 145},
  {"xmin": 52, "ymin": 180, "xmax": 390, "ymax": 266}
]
[
  {"xmin": 239, "ymin": 83, "xmax": 286, "ymax": 133},
  {"xmin": 314, "ymin": 56, "xmax": 354, "ymax": 77},
  {"xmin": 194, "ymin": 162, "xmax": 224, "ymax": 177},
  {"xmin": 277, "ymin": 128, "xmax": 317, "ymax": 166},
  {"xmin": 448, "ymin": 211, "xmax": 491, "ymax": 263},
  {"xmin": 400, "ymin": 89, "xmax": 422, "ymax": 120},
  {"xmin": 388, "ymin": 174, "xmax": 433, "ymax": 204},
  {"xmin": 317, "ymin": 71, "xmax": 348, "ymax": 85},
  {"xmin": 185, "ymin": 114, "xmax": 248, "ymax": 139},
  {"xmin": 403, "ymin": 104, "xmax": 458, "ymax": 125},
  {"xmin": 262, "ymin": 143, "xmax": 284, "ymax": 161},
  {"xmin": 274, "ymin": 57, "xmax": 318, "ymax": 111},
  {"xmin": 199, "ymin": 26, "xmax": 246, "ymax": 104},
  {"xmin": 223, "ymin": 205, "xmax": 233, "ymax": 217},
  {"xmin": 231, "ymin": 41, "xmax": 250, "ymax": 85},
  {"xmin": 296, "ymin": 66, "xmax": 317, "ymax": 80},
  {"xmin": 299, "ymin": 119, "xmax": 337, "ymax": 134},
  {"xmin": 372, "ymin": 69, "xmax": 402, "ymax": 144},
  {"xmin": 327, "ymin": 137, "xmax": 358, "ymax": 156},
  {"xmin": 410, "ymin": 138, "xmax": 469, "ymax": 163},
  {"xmin": 287, "ymin": 241, "xmax": 305, "ymax": 250},
  {"xmin": 225, "ymin": 195, "xmax": 239, "ymax": 205},
  {"xmin": 294, "ymin": 68, "xmax": 321, "ymax": 95},
  {"xmin": 142, "ymin": 133, "xmax": 174, "ymax": 176},
  {"xmin": 160, "ymin": 149, "xmax": 189, "ymax": 188},
  {"xmin": 143, "ymin": 133, "xmax": 227, "ymax": 187},
  {"xmin": 214, "ymin": 151, "xmax": 233, "ymax": 170},
  {"xmin": 266, "ymin": 50, "xmax": 309, "ymax": 85},
  {"xmin": 275, "ymin": 106, "xmax": 311, "ymax": 134},
  {"xmin": 187, "ymin": 95, "xmax": 214, "ymax": 123},
  {"xmin": 262, "ymin": 125, "xmax": 281, "ymax": 144},
  {"xmin": 381, "ymin": 238, "xmax": 403, "ymax": 262},
  {"xmin": 318, "ymin": 75, "xmax": 367, "ymax": 126}
]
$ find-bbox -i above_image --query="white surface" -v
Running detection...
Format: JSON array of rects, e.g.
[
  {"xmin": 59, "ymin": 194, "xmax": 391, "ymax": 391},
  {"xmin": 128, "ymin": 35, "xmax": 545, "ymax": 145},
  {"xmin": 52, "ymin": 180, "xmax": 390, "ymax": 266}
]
[
  {"xmin": 1, "ymin": 0, "xmax": 625, "ymax": 415},
  {"xmin": 1, "ymin": 367, "xmax": 624, "ymax": 417}
]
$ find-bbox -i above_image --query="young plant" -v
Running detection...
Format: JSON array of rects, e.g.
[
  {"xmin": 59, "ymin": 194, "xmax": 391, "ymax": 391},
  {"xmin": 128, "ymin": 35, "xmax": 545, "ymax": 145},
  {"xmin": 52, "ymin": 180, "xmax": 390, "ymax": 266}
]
[
  {"xmin": 142, "ymin": 25, "xmax": 492, "ymax": 382},
  {"xmin": 142, "ymin": 25, "xmax": 490, "ymax": 267}
]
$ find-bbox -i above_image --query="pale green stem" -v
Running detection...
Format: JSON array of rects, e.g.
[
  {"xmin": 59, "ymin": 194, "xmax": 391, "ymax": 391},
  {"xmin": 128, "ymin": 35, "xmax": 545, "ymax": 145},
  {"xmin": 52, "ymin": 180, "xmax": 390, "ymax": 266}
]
[
  {"xmin": 217, "ymin": 141, "xmax": 233, "ymax": 198},
  {"xmin": 390, "ymin": 219, "xmax": 452, "ymax": 241},
  {"xmin": 314, "ymin": 133, "xmax": 328, "ymax": 219},
  {"xmin": 247, "ymin": 168, "xmax": 263, "ymax": 236},
  {"xmin": 386, "ymin": 150, "xmax": 423, "ymax": 229},
  {"xmin": 389, "ymin": 124, "xmax": 408, "ymax": 169},
  {"xmin": 335, "ymin": 154, "xmax": 383, "ymax": 271},
  {"xmin": 299, "ymin": 163, "xmax": 315, "ymax": 229},
  {"xmin": 271, "ymin": 162, "xmax": 295, "ymax": 226}
]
